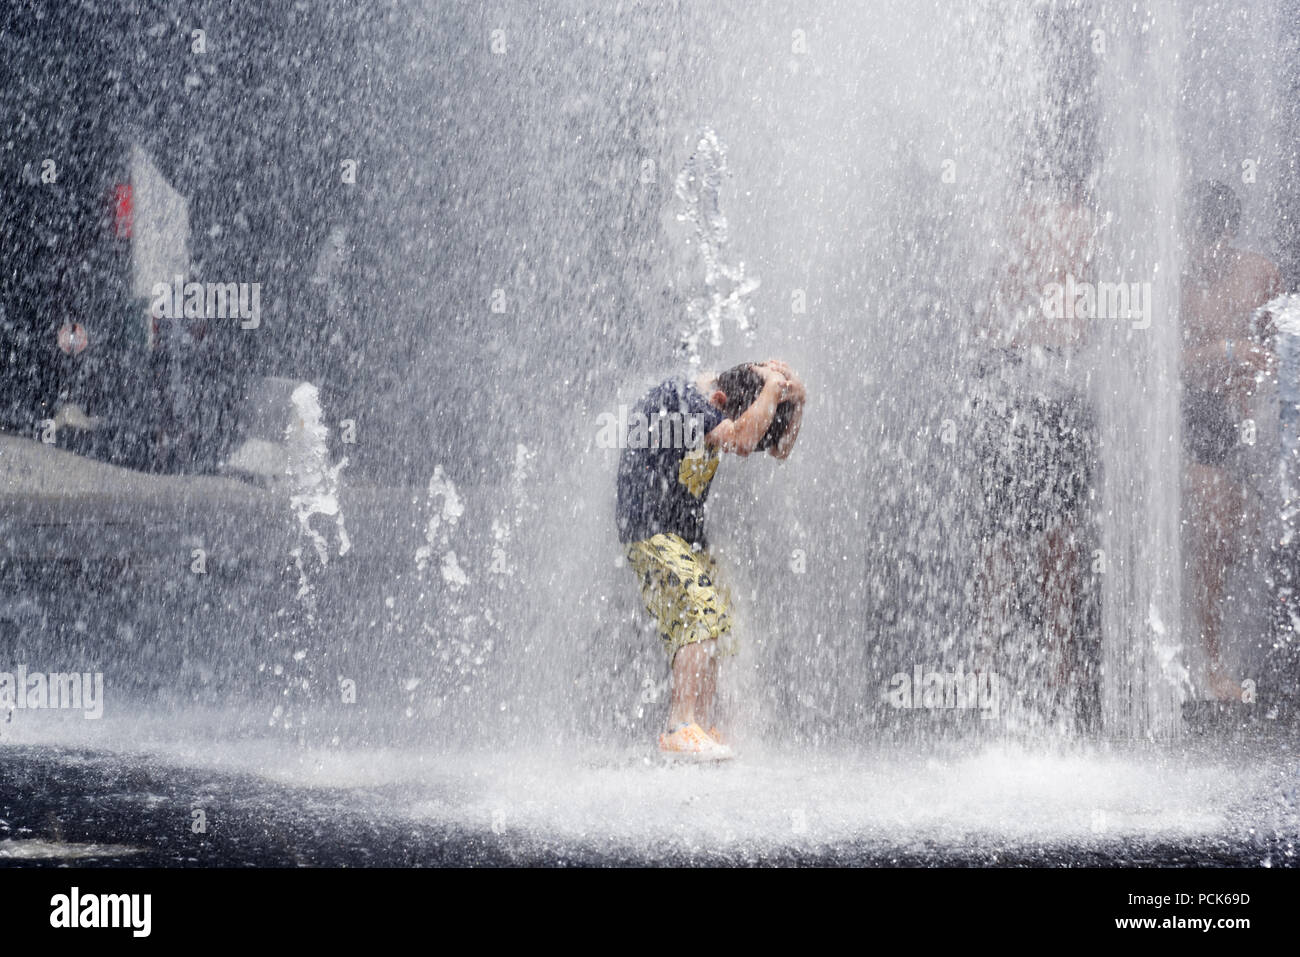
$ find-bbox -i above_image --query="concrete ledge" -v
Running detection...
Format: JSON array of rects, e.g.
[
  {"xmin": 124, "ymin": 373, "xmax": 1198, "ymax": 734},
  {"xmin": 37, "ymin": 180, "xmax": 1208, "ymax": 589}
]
[{"xmin": 0, "ymin": 433, "xmax": 413, "ymax": 568}]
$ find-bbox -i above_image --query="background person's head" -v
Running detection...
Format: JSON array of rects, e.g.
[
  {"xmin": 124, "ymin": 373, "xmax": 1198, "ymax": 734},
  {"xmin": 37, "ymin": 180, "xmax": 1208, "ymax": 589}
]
[
  {"xmin": 710, "ymin": 362, "xmax": 795, "ymax": 451},
  {"xmin": 1186, "ymin": 179, "xmax": 1241, "ymax": 249}
]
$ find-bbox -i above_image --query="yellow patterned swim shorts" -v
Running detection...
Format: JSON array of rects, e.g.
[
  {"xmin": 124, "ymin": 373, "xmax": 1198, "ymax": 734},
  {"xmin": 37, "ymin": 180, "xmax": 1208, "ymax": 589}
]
[{"xmin": 625, "ymin": 532, "xmax": 735, "ymax": 661}]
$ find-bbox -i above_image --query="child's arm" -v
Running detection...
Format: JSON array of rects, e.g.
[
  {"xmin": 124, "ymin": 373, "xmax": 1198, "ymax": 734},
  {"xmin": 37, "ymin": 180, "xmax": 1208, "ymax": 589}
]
[
  {"xmin": 705, "ymin": 367, "xmax": 787, "ymax": 457},
  {"xmin": 770, "ymin": 378, "xmax": 805, "ymax": 460},
  {"xmin": 755, "ymin": 359, "xmax": 805, "ymax": 460}
]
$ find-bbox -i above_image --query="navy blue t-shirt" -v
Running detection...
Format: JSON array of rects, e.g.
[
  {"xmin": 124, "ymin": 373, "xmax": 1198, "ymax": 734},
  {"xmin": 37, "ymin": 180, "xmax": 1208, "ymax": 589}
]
[{"xmin": 616, "ymin": 375, "xmax": 726, "ymax": 547}]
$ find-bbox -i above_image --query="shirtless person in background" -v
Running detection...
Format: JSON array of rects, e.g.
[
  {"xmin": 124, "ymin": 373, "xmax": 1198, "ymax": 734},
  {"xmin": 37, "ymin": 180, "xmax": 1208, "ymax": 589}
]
[{"xmin": 1180, "ymin": 180, "xmax": 1281, "ymax": 701}]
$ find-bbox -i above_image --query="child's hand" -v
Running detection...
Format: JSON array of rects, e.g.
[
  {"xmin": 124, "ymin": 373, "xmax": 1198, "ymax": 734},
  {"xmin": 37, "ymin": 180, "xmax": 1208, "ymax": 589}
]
[
  {"xmin": 761, "ymin": 359, "xmax": 804, "ymax": 402},
  {"xmin": 754, "ymin": 362, "xmax": 788, "ymax": 388},
  {"xmin": 762, "ymin": 359, "xmax": 795, "ymax": 380}
]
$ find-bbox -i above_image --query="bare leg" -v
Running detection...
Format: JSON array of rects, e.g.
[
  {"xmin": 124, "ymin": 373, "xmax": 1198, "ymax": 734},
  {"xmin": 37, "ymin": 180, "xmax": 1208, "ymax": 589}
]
[
  {"xmin": 697, "ymin": 653, "xmax": 719, "ymax": 730},
  {"xmin": 1042, "ymin": 521, "xmax": 1079, "ymax": 692},
  {"xmin": 1185, "ymin": 462, "xmax": 1245, "ymax": 701},
  {"xmin": 667, "ymin": 638, "xmax": 717, "ymax": 729},
  {"xmin": 976, "ymin": 536, "xmax": 1015, "ymax": 654}
]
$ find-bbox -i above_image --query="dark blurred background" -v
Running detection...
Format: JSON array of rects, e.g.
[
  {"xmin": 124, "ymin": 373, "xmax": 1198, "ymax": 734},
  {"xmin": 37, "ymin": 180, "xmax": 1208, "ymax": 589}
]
[{"xmin": 0, "ymin": 0, "xmax": 692, "ymax": 484}]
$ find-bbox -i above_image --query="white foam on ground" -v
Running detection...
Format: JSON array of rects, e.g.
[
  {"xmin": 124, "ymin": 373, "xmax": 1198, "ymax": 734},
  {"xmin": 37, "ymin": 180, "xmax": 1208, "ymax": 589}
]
[
  {"xmin": 3, "ymin": 708, "xmax": 1293, "ymax": 857},
  {"xmin": 0, "ymin": 839, "xmax": 143, "ymax": 860}
]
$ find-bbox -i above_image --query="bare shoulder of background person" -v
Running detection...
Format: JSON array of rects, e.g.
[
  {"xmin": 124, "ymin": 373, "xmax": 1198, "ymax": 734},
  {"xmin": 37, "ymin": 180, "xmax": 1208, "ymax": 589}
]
[{"xmin": 1236, "ymin": 249, "xmax": 1282, "ymax": 300}]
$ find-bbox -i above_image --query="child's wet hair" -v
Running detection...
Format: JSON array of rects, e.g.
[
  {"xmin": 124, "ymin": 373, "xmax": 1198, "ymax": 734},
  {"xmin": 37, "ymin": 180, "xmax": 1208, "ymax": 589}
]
[{"xmin": 714, "ymin": 363, "xmax": 794, "ymax": 451}]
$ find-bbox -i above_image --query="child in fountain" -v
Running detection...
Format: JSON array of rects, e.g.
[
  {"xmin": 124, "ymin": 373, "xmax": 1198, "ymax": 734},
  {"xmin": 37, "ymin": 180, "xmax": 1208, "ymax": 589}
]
[{"xmin": 616, "ymin": 359, "xmax": 805, "ymax": 759}]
